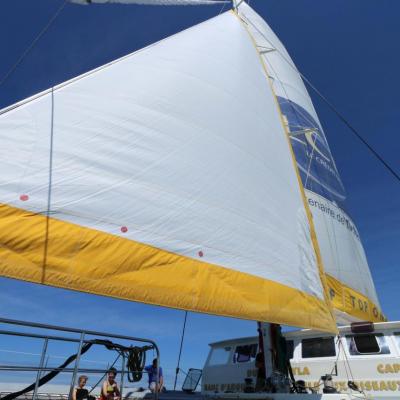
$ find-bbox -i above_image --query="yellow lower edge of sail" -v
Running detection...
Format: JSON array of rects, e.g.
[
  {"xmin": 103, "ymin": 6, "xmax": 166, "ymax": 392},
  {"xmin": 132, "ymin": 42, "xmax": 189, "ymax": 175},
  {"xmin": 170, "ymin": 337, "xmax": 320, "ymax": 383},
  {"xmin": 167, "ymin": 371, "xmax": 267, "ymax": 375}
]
[
  {"xmin": 326, "ymin": 274, "xmax": 386, "ymax": 323},
  {"xmin": 0, "ymin": 203, "xmax": 336, "ymax": 332}
]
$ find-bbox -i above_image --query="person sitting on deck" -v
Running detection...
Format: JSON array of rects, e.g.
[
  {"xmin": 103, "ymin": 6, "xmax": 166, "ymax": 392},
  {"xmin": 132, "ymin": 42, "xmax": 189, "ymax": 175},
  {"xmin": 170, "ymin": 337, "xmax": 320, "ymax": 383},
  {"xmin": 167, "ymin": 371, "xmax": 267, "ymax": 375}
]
[
  {"xmin": 144, "ymin": 358, "xmax": 164, "ymax": 393},
  {"xmin": 72, "ymin": 375, "xmax": 89, "ymax": 400},
  {"xmin": 101, "ymin": 368, "xmax": 121, "ymax": 400}
]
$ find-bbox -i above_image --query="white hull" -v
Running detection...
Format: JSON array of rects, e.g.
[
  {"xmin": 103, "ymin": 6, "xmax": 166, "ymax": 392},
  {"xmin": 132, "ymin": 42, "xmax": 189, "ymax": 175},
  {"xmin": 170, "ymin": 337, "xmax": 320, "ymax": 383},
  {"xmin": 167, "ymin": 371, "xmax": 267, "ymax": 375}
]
[{"xmin": 202, "ymin": 322, "xmax": 400, "ymax": 399}]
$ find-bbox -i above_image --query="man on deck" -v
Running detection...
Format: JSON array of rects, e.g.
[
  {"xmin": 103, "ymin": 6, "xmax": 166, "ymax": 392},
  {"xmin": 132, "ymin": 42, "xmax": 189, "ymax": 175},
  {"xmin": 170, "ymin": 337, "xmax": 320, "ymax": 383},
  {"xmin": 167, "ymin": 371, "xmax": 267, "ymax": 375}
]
[{"xmin": 144, "ymin": 358, "xmax": 164, "ymax": 393}]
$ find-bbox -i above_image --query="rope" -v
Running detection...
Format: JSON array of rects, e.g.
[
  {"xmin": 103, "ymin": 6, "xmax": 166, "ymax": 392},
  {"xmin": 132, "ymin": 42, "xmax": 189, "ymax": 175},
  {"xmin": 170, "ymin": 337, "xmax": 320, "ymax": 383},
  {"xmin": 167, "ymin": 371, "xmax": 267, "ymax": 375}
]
[
  {"xmin": 0, "ymin": 1, "xmax": 68, "ymax": 89},
  {"xmin": 173, "ymin": 311, "xmax": 188, "ymax": 390},
  {"xmin": 240, "ymin": 12, "xmax": 400, "ymax": 183},
  {"xmin": 41, "ymin": 86, "xmax": 55, "ymax": 283},
  {"xmin": 218, "ymin": 0, "xmax": 228, "ymax": 14},
  {"xmin": 339, "ymin": 337, "xmax": 368, "ymax": 399},
  {"xmin": 126, "ymin": 347, "xmax": 147, "ymax": 382}
]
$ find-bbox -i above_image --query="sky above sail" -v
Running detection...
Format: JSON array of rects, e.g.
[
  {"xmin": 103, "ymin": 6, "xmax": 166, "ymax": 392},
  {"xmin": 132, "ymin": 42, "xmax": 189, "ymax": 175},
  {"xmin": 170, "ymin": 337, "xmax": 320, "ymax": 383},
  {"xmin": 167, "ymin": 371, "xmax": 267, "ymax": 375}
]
[{"xmin": 0, "ymin": 0, "xmax": 399, "ymax": 390}]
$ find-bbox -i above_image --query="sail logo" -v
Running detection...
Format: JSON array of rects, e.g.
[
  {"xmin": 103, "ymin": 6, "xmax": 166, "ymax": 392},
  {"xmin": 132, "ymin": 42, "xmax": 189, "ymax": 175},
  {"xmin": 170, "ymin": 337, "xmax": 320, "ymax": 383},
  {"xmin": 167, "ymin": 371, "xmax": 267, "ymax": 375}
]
[
  {"xmin": 278, "ymin": 97, "xmax": 346, "ymax": 207},
  {"xmin": 304, "ymin": 128, "xmax": 330, "ymax": 161}
]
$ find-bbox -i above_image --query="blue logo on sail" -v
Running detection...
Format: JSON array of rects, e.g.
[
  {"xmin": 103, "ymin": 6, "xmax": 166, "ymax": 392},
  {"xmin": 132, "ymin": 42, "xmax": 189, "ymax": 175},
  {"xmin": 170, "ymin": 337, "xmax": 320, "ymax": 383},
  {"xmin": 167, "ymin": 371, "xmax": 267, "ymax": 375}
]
[{"xmin": 278, "ymin": 97, "xmax": 346, "ymax": 208}]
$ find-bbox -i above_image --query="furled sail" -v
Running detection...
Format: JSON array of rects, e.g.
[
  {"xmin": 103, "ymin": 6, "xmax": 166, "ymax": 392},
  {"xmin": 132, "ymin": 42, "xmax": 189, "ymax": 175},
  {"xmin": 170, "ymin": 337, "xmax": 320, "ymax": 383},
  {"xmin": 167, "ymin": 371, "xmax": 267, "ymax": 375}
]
[
  {"xmin": 0, "ymin": 8, "xmax": 337, "ymax": 332},
  {"xmin": 236, "ymin": 3, "xmax": 384, "ymax": 323}
]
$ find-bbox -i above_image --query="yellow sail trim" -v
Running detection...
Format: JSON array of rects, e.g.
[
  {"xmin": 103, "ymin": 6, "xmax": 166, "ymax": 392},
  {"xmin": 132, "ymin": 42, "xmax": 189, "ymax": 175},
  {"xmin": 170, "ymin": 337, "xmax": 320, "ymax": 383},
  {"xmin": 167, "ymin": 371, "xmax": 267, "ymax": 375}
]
[
  {"xmin": 0, "ymin": 203, "xmax": 336, "ymax": 332},
  {"xmin": 326, "ymin": 274, "xmax": 386, "ymax": 322},
  {"xmin": 232, "ymin": 11, "xmax": 337, "ymax": 333}
]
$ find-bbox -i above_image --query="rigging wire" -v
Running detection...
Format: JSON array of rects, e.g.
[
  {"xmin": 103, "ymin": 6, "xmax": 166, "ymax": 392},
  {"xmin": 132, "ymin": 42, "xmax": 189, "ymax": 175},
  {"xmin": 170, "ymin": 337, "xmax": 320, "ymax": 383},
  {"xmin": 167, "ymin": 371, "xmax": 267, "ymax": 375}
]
[
  {"xmin": 0, "ymin": 0, "xmax": 68, "ymax": 90},
  {"xmin": 88, "ymin": 353, "xmax": 121, "ymax": 395},
  {"xmin": 173, "ymin": 311, "xmax": 188, "ymax": 391},
  {"xmin": 240, "ymin": 13, "xmax": 400, "ymax": 184},
  {"xmin": 338, "ymin": 336, "xmax": 368, "ymax": 399},
  {"xmin": 2, "ymin": 0, "xmax": 398, "ymax": 184},
  {"xmin": 298, "ymin": 72, "xmax": 400, "ymax": 183},
  {"xmin": 218, "ymin": 0, "xmax": 228, "ymax": 15},
  {"xmin": 305, "ymin": 337, "xmax": 341, "ymax": 392}
]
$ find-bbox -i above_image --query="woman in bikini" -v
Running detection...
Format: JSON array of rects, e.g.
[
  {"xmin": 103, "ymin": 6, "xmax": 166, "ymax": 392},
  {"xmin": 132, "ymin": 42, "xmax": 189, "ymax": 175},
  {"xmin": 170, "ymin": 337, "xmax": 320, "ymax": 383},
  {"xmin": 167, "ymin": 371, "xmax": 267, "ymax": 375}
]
[{"xmin": 101, "ymin": 368, "xmax": 120, "ymax": 400}]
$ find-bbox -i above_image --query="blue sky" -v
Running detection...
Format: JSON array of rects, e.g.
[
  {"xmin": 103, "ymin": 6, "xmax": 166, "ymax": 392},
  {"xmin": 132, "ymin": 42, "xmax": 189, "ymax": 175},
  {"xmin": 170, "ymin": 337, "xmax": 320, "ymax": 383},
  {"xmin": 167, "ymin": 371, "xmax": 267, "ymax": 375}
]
[{"xmin": 0, "ymin": 0, "xmax": 399, "ymax": 391}]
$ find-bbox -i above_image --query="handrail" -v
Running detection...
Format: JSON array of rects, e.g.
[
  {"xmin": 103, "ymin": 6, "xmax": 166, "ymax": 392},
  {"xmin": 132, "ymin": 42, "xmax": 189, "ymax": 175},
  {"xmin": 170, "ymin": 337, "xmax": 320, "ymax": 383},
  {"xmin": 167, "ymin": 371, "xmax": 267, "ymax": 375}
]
[
  {"xmin": 0, "ymin": 317, "xmax": 160, "ymax": 400},
  {"xmin": 0, "ymin": 317, "xmax": 158, "ymax": 346}
]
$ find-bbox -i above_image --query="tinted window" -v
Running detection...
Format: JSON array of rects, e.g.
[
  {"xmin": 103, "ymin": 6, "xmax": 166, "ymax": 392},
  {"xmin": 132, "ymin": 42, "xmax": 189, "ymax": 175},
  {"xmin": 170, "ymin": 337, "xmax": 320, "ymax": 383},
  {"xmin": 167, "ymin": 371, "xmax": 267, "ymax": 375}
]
[
  {"xmin": 346, "ymin": 334, "xmax": 390, "ymax": 355},
  {"xmin": 182, "ymin": 368, "xmax": 202, "ymax": 392},
  {"xmin": 286, "ymin": 340, "xmax": 294, "ymax": 360},
  {"xmin": 302, "ymin": 337, "xmax": 335, "ymax": 358},
  {"xmin": 233, "ymin": 344, "xmax": 258, "ymax": 363},
  {"xmin": 395, "ymin": 333, "xmax": 400, "ymax": 348},
  {"xmin": 208, "ymin": 347, "xmax": 231, "ymax": 365}
]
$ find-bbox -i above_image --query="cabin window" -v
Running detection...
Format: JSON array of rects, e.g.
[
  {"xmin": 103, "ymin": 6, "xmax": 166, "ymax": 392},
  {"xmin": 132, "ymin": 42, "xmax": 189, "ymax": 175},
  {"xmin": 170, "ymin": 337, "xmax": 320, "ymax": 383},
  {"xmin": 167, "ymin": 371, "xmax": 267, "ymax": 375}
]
[
  {"xmin": 233, "ymin": 343, "xmax": 258, "ymax": 363},
  {"xmin": 346, "ymin": 334, "xmax": 390, "ymax": 355},
  {"xmin": 286, "ymin": 340, "xmax": 294, "ymax": 360},
  {"xmin": 395, "ymin": 333, "xmax": 400, "ymax": 348},
  {"xmin": 208, "ymin": 347, "xmax": 231, "ymax": 365},
  {"xmin": 301, "ymin": 337, "xmax": 335, "ymax": 358}
]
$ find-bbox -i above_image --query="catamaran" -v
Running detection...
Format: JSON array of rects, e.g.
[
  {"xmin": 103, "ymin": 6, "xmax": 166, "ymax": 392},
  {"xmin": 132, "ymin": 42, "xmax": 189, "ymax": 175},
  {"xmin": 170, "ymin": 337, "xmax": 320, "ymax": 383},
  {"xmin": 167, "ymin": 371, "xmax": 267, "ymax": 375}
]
[{"xmin": 0, "ymin": 0, "xmax": 396, "ymax": 399}]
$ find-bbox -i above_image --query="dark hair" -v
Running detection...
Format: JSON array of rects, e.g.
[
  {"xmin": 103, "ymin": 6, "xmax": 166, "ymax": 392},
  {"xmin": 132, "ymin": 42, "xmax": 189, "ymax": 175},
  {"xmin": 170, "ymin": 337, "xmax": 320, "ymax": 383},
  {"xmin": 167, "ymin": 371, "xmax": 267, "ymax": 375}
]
[
  {"xmin": 108, "ymin": 367, "xmax": 118, "ymax": 377},
  {"xmin": 152, "ymin": 358, "xmax": 158, "ymax": 366},
  {"xmin": 78, "ymin": 375, "xmax": 88, "ymax": 383}
]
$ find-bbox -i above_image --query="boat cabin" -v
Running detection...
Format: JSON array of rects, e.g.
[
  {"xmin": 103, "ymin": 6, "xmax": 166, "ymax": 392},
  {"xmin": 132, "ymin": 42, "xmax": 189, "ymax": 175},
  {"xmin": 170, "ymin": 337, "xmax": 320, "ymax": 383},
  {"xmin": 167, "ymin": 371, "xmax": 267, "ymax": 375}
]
[{"xmin": 202, "ymin": 321, "xmax": 400, "ymax": 398}]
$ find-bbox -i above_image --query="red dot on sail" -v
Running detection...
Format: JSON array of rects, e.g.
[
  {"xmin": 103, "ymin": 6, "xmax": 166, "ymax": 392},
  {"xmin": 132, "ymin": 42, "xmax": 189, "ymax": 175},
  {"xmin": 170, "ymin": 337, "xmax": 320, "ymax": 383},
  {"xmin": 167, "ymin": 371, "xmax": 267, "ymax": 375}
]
[
  {"xmin": 20, "ymin": 194, "xmax": 29, "ymax": 201},
  {"xmin": 198, "ymin": 250, "xmax": 204, "ymax": 257},
  {"xmin": 121, "ymin": 226, "xmax": 128, "ymax": 233}
]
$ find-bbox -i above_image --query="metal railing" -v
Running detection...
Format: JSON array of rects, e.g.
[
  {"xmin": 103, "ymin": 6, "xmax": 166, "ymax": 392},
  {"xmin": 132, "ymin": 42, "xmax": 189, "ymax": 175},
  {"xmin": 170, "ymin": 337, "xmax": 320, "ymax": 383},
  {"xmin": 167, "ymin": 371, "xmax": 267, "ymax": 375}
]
[
  {"xmin": 0, "ymin": 393, "xmax": 68, "ymax": 400},
  {"xmin": 0, "ymin": 317, "xmax": 160, "ymax": 400}
]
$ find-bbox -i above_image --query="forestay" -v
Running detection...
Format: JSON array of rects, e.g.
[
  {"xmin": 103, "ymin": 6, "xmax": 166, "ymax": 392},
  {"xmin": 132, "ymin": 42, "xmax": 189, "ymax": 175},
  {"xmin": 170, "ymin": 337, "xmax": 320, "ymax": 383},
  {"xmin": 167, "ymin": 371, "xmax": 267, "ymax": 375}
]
[
  {"xmin": 236, "ymin": 3, "xmax": 384, "ymax": 323},
  {"xmin": 0, "ymin": 9, "xmax": 336, "ymax": 331}
]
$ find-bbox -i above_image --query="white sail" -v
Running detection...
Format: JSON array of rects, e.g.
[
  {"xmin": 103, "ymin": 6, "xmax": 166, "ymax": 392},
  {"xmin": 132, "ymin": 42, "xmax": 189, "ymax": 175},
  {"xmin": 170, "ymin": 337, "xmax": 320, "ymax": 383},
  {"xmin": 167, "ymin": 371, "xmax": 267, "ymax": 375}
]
[
  {"xmin": 237, "ymin": 3, "xmax": 384, "ymax": 323},
  {"xmin": 0, "ymin": 10, "xmax": 336, "ymax": 331}
]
